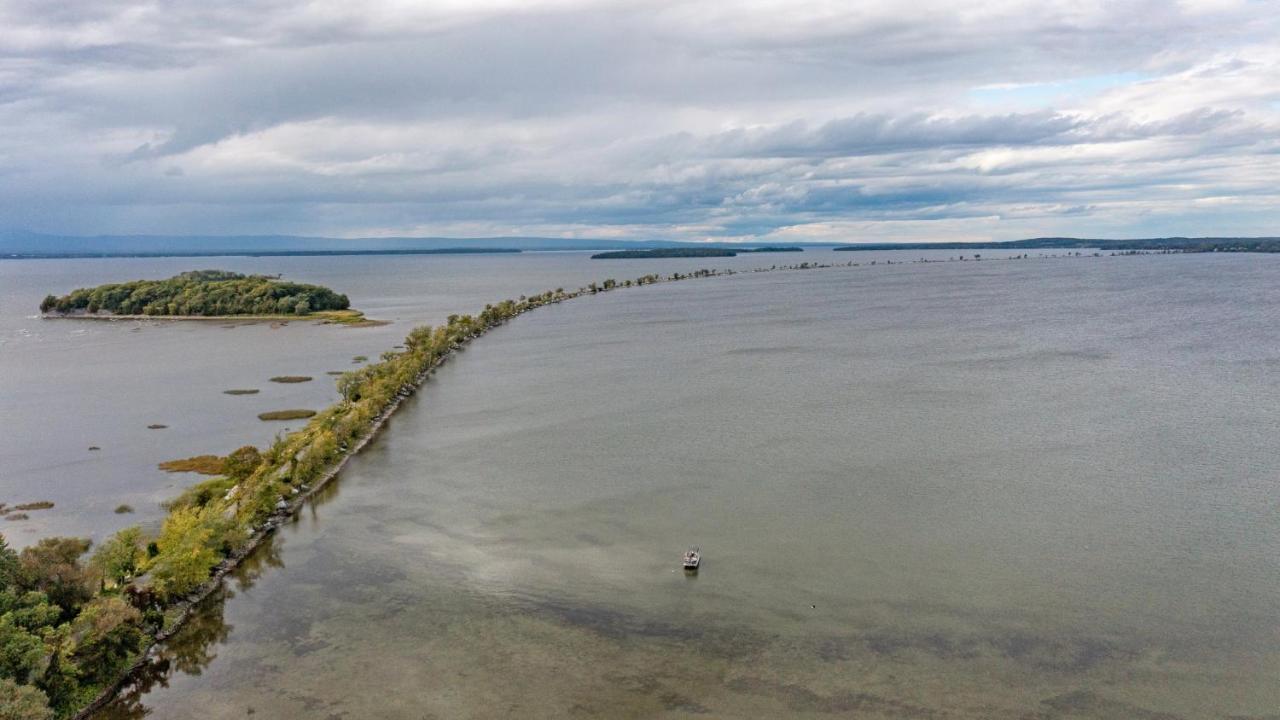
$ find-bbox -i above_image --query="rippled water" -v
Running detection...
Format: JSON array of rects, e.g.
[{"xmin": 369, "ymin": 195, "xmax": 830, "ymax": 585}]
[{"xmin": 94, "ymin": 253, "xmax": 1280, "ymax": 719}]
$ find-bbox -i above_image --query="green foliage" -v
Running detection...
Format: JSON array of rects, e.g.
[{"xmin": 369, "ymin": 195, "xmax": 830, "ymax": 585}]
[
  {"xmin": 68, "ymin": 597, "xmax": 143, "ymax": 686},
  {"xmin": 40, "ymin": 271, "xmax": 350, "ymax": 317},
  {"xmin": 222, "ymin": 446, "xmax": 262, "ymax": 482},
  {"xmin": 0, "ymin": 678, "xmax": 53, "ymax": 720},
  {"xmin": 17, "ymin": 540, "xmax": 91, "ymax": 620},
  {"xmin": 0, "ymin": 615, "xmax": 46, "ymax": 685},
  {"xmin": 163, "ymin": 476, "xmax": 235, "ymax": 513},
  {"xmin": 0, "ymin": 538, "xmax": 18, "ymax": 592},
  {"xmin": 89, "ymin": 528, "xmax": 145, "ymax": 589},
  {"xmin": 149, "ymin": 508, "xmax": 220, "ymax": 600}
]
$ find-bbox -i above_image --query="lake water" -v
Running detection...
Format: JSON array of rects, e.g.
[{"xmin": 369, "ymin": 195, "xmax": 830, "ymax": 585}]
[
  {"xmin": 73, "ymin": 252, "xmax": 1279, "ymax": 719},
  {"xmin": 2, "ymin": 248, "xmax": 916, "ymax": 543}
]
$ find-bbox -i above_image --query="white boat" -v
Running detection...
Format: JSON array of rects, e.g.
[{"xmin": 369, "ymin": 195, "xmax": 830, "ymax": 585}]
[{"xmin": 682, "ymin": 547, "xmax": 701, "ymax": 571}]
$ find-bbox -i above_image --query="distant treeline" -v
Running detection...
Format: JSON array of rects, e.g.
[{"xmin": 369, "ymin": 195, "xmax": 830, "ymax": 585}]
[
  {"xmin": 9, "ymin": 248, "xmax": 522, "ymax": 260},
  {"xmin": 833, "ymin": 237, "xmax": 1280, "ymax": 253},
  {"xmin": 39, "ymin": 270, "xmax": 350, "ymax": 317},
  {"xmin": 591, "ymin": 246, "xmax": 803, "ymax": 259}
]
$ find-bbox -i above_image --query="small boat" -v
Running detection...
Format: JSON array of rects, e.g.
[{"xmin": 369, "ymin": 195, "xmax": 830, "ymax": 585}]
[{"xmin": 682, "ymin": 547, "xmax": 701, "ymax": 571}]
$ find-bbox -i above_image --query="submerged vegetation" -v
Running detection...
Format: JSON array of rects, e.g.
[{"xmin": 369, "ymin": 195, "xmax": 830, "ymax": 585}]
[
  {"xmin": 3, "ymin": 258, "xmax": 852, "ymax": 718},
  {"xmin": 257, "ymin": 409, "xmax": 317, "ymax": 421},
  {"xmin": 156, "ymin": 456, "xmax": 224, "ymax": 475},
  {"xmin": 39, "ymin": 270, "xmax": 350, "ymax": 318},
  {"xmin": 0, "ymin": 503, "xmax": 54, "ymax": 524}
]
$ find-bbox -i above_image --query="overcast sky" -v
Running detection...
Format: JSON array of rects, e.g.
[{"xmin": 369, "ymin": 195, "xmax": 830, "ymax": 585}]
[{"xmin": 1, "ymin": 0, "xmax": 1277, "ymax": 242}]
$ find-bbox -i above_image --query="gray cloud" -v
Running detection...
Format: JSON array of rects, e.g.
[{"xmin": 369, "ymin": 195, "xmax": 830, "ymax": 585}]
[{"xmin": 0, "ymin": 0, "xmax": 1277, "ymax": 241}]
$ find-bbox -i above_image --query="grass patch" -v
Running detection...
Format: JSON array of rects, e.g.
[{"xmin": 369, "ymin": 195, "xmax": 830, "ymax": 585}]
[
  {"xmin": 269, "ymin": 376, "xmax": 312, "ymax": 383},
  {"xmin": 223, "ymin": 388, "xmax": 260, "ymax": 395},
  {"xmin": 258, "ymin": 409, "xmax": 317, "ymax": 421},
  {"xmin": 147, "ymin": 424, "xmax": 168, "ymax": 429},
  {"xmin": 114, "ymin": 504, "xmax": 134, "ymax": 514},
  {"xmin": 352, "ymin": 355, "xmax": 368, "ymax": 363},
  {"xmin": 312, "ymin": 309, "xmax": 386, "ymax": 326},
  {"xmin": 326, "ymin": 370, "xmax": 345, "ymax": 375},
  {"xmin": 13, "ymin": 501, "xmax": 54, "ymax": 511},
  {"xmin": 158, "ymin": 455, "xmax": 224, "ymax": 474}
]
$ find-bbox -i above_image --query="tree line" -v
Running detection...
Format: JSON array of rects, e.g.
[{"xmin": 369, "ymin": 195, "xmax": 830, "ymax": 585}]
[{"xmin": 39, "ymin": 270, "xmax": 350, "ymax": 317}]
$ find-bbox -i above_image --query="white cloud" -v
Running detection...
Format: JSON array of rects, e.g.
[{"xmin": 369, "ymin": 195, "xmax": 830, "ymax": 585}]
[{"xmin": 0, "ymin": 0, "xmax": 1276, "ymax": 240}]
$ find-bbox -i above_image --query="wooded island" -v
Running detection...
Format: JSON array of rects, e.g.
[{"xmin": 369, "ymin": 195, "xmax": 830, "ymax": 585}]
[{"xmin": 39, "ymin": 271, "xmax": 351, "ymax": 318}]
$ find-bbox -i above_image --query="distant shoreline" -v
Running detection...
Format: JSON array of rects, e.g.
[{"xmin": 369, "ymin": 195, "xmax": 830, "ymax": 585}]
[
  {"xmin": 40, "ymin": 310, "xmax": 385, "ymax": 326},
  {"xmin": 833, "ymin": 237, "xmax": 1280, "ymax": 253},
  {"xmin": 4, "ymin": 248, "xmax": 523, "ymax": 260}
]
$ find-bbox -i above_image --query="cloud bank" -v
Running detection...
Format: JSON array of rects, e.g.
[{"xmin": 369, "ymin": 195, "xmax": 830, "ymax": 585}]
[{"xmin": 0, "ymin": 0, "xmax": 1276, "ymax": 242}]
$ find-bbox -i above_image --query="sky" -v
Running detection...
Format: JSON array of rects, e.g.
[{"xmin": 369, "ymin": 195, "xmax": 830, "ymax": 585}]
[{"xmin": 0, "ymin": 0, "xmax": 1277, "ymax": 243}]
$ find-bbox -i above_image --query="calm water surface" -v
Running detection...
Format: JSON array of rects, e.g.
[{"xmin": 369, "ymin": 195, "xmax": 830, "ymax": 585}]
[
  {"xmin": 93, "ymin": 253, "xmax": 1280, "ymax": 719},
  {"xmin": 1, "ymin": 249, "xmax": 895, "ymax": 542}
]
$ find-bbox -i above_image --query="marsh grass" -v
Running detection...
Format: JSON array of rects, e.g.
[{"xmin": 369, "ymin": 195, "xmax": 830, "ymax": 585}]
[
  {"xmin": 269, "ymin": 376, "xmax": 313, "ymax": 383},
  {"xmin": 147, "ymin": 424, "xmax": 168, "ymax": 429},
  {"xmin": 114, "ymin": 504, "xmax": 134, "ymax": 514},
  {"xmin": 258, "ymin": 409, "xmax": 318, "ymax": 421},
  {"xmin": 158, "ymin": 455, "xmax": 225, "ymax": 474},
  {"xmin": 223, "ymin": 389, "xmax": 260, "ymax": 395},
  {"xmin": 13, "ymin": 501, "xmax": 54, "ymax": 511}
]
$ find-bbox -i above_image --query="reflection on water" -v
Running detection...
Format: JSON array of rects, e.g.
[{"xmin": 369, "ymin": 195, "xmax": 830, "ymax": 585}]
[{"xmin": 92, "ymin": 254, "xmax": 1280, "ymax": 718}]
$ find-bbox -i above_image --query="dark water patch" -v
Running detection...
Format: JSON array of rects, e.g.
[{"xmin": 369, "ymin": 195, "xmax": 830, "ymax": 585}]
[
  {"xmin": 529, "ymin": 596, "xmax": 770, "ymax": 661},
  {"xmin": 724, "ymin": 345, "xmax": 807, "ymax": 356},
  {"xmin": 726, "ymin": 676, "xmax": 944, "ymax": 718},
  {"xmin": 575, "ymin": 532, "xmax": 612, "ymax": 547},
  {"xmin": 860, "ymin": 628, "xmax": 1129, "ymax": 674},
  {"xmin": 1041, "ymin": 690, "xmax": 1185, "ymax": 720},
  {"xmin": 289, "ymin": 637, "xmax": 331, "ymax": 657},
  {"xmin": 930, "ymin": 348, "xmax": 1112, "ymax": 370}
]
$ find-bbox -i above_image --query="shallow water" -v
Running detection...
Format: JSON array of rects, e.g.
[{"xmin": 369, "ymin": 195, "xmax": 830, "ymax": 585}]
[
  {"xmin": 2, "ymin": 248, "xmax": 921, "ymax": 543},
  {"xmin": 96, "ymin": 253, "xmax": 1280, "ymax": 719}
]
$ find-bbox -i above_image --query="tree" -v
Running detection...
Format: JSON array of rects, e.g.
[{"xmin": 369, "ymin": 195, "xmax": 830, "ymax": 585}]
[
  {"xmin": 0, "ymin": 616, "xmax": 45, "ymax": 685},
  {"xmin": 89, "ymin": 528, "xmax": 145, "ymax": 589},
  {"xmin": 222, "ymin": 445, "xmax": 262, "ymax": 482},
  {"xmin": 18, "ymin": 539, "xmax": 91, "ymax": 619},
  {"xmin": 0, "ymin": 537, "xmax": 19, "ymax": 592},
  {"xmin": 150, "ymin": 508, "xmax": 218, "ymax": 599},
  {"xmin": 0, "ymin": 678, "xmax": 52, "ymax": 720},
  {"xmin": 69, "ymin": 597, "xmax": 143, "ymax": 685}
]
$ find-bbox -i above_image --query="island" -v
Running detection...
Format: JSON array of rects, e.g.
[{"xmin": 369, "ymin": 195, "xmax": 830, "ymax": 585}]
[
  {"xmin": 39, "ymin": 270, "xmax": 363, "ymax": 321},
  {"xmin": 592, "ymin": 248, "xmax": 738, "ymax": 259}
]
